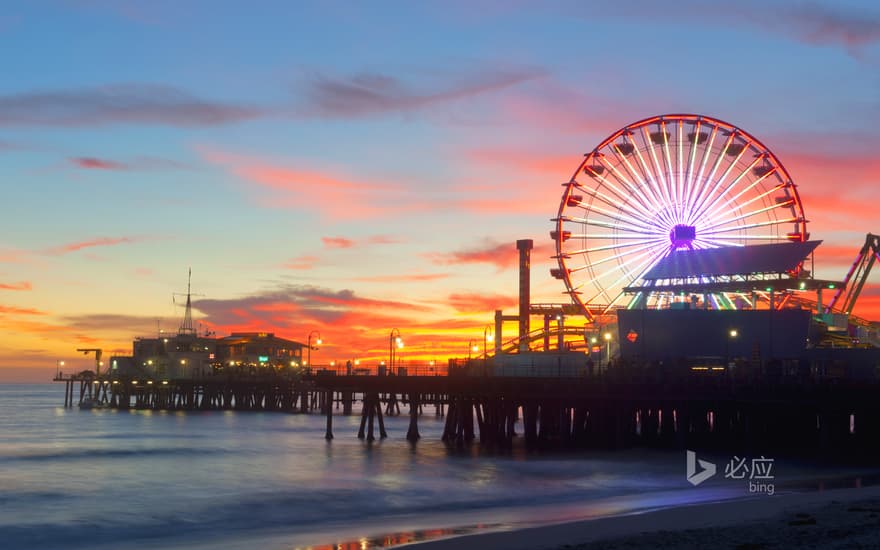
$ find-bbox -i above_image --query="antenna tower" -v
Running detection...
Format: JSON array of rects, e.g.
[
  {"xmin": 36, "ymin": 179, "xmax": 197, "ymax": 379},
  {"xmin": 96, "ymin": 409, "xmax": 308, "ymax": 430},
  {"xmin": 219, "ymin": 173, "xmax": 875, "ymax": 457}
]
[{"xmin": 179, "ymin": 268, "xmax": 196, "ymax": 336}]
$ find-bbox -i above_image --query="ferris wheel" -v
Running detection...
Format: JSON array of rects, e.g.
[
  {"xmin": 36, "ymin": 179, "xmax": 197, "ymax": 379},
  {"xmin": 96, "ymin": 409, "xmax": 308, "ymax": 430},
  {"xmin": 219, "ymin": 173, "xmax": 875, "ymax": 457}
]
[{"xmin": 551, "ymin": 114, "xmax": 808, "ymax": 321}]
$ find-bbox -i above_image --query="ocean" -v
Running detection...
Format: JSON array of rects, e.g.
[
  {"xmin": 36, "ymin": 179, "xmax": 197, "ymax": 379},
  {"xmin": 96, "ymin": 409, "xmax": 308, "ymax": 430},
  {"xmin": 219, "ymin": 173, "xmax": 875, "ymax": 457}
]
[{"xmin": 1, "ymin": 384, "xmax": 876, "ymax": 549}]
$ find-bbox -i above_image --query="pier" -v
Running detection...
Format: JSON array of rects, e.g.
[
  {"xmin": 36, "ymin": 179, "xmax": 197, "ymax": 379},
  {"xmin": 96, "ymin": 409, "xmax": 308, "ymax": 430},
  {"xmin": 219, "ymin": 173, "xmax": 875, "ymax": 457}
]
[{"xmin": 54, "ymin": 364, "xmax": 880, "ymax": 456}]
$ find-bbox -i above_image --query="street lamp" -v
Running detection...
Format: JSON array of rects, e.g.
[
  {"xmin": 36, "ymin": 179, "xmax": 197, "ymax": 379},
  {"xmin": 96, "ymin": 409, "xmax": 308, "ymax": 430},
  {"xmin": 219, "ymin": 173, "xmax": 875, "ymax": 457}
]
[
  {"xmin": 603, "ymin": 332, "xmax": 612, "ymax": 367},
  {"xmin": 483, "ymin": 325, "xmax": 494, "ymax": 358},
  {"xmin": 307, "ymin": 330, "xmax": 322, "ymax": 371},
  {"xmin": 56, "ymin": 360, "xmax": 65, "ymax": 378},
  {"xmin": 727, "ymin": 329, "xmax": 738, "ymax": 368},
  {"xmin": 468, "ymin": 340, "xmax": 479, "ymax": 360},
  {"xmin": 390, "ymin": 328, "xmax": 403, "ymax": 370}
]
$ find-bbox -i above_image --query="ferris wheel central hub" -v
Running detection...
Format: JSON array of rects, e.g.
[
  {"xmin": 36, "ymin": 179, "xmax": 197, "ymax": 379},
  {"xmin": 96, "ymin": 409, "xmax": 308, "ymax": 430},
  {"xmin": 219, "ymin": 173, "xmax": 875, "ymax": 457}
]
[{"xmin": 670, "ymin": 224, "xmax": 697, "ymax": 249}]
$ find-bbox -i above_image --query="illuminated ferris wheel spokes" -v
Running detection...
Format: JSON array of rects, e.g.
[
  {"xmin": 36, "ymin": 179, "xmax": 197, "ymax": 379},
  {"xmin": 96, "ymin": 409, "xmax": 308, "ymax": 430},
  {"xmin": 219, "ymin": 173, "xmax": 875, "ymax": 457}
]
[{"xmin": 552, "ymin": 114, "xmax": 808, "ymax": 321}]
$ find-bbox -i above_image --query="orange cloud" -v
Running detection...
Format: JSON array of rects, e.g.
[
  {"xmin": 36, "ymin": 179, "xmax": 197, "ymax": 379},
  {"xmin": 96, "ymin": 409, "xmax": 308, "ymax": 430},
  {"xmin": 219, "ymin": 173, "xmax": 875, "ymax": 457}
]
[
  {"xmin": 0, "ymin": 305, "xmax": 45, "ymax": 315},
  {"xmin": 427, "ymin": 240, "xmax": 556, "ymax": 271},
  {"xmin": 0, "ymin": 281, "xmax": 31, "ymax": 291},
  {"xmin": 447, "ymin": 292, "xmax": 518, "ymax": 314}
]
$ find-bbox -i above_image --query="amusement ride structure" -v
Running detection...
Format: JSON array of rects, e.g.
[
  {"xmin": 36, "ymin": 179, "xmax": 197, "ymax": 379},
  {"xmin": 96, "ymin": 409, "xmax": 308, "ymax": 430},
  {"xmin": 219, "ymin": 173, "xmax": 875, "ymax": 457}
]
[
  {"xmin": 493, "ymin": 114, "xmax": 878, "ymax": 363},
  {"xmin": 552, "ymin": 114, "xmax": 809, "ymax": 319}
]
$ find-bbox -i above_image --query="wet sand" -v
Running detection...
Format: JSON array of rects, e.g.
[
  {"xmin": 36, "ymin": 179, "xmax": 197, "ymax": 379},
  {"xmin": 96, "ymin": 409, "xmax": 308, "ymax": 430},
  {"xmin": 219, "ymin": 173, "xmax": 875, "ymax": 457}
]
[{"xmin": 409, "ymin": 486, "xmax": 880, "ymax": 549}]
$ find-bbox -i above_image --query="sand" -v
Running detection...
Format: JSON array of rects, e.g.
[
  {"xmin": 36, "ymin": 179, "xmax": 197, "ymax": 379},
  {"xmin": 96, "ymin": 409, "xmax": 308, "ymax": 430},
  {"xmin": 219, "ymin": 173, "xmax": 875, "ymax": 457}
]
[{"xmin": 408, "ymin": 486, "xmax": 880, "ymax": 549}]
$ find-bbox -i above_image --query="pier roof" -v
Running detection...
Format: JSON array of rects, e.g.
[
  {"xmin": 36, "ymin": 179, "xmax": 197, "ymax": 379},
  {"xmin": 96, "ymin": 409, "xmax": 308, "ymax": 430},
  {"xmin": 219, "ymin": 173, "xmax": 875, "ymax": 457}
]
[{"xmin": 643, "ymin": 240, "xmax": 821, "ymax": 280}]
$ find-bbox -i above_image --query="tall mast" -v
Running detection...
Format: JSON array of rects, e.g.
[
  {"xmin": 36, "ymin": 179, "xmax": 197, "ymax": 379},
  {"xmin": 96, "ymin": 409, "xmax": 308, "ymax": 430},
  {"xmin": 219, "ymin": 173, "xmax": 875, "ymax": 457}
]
[{"xmin": 179, "ymin": 268, "xmax": 196, "ymax": 336}]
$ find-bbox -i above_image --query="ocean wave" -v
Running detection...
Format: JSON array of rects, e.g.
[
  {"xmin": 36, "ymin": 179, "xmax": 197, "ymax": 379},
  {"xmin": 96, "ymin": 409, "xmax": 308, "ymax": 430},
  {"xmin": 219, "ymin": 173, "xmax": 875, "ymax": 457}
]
[{"xmin": 0, "ymin": 446, "xmax": 228, "ymax": 462}]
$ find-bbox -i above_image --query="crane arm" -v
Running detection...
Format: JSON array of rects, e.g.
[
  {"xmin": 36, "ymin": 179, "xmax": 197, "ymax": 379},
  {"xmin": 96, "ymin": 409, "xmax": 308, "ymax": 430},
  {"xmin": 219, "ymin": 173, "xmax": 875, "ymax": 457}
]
[{"xmin": 826, "ymin": 234, "xmax": 880, "ymax": 315}]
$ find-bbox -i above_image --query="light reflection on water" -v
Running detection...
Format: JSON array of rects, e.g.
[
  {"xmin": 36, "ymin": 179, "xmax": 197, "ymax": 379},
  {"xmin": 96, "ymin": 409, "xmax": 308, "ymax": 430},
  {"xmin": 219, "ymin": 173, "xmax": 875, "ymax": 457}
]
[{"xmin": 0, "ymin": 384, "xmax": 877, "ymax": 550}]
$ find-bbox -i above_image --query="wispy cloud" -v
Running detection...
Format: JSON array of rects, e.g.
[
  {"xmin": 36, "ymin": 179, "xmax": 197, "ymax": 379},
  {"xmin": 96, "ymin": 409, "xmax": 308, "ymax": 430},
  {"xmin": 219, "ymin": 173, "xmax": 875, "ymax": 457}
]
[
  {"xmin": 0, "ymin": 305, "xmax": 45, "ymax": 315},
  {"xmin": 69, "ymin": 155, "xmax": 189, "ymax": 171},
  {"xmin": 0, "ymin": 281, "xmax": 32, "ymax": 291},
  {"xmin": 427, "ymin": 239, "xmax": 555, "ymax": 271},
  {"xmin": 283, "ymin": 255, "xmax": 319, "ymax": 270},
  {"xmin": 298, "ymin": 66, "xmax": 546, "ymax": 118},
  {"xmin": 322, "ymin": 234, "xmax": 402, "ymax": 249},
  {"xmin": 592, "ymin": 1, "xmax": 880, "ymax": 59},
  {"xmin": 367, "ymin": 235, "xmax": 402, "ymax": 245},
  {"xmin": 70, "ymin": 157, "xmax": 127, "ymax": 170},
  {"xmin": 321, "ymin": 237, "xmax": 355, "ymax": 249},
  {"xmin": 199, "ymin": 147, "xmax": 404, "ymax": 219},
  {"xmin": 0, "ymin": 84, "xmax": 261, "ymax": 127},
  {"xmin": 427, "ymin": 240, "xmax": 519, "ymax": 271},
  {"xmin": 45, "ymin": 236, "xmax": 139, "ymax": 255},
  {"xmin": 354, "ymin": 272, "xmax": 451, "ymax": 283}
]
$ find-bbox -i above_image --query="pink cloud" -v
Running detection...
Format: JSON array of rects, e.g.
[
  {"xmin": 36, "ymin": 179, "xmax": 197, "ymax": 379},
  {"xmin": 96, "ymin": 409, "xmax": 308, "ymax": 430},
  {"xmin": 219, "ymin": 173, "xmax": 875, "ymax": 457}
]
[
  {"xmin": 46, "ymin": 236, "xmax": 137, "ymax": 255},
  {"xmin": 463, "ymin": 147, "xmax": 578, "ymax": 178},
  {"xmin": 426, "ymin": 240, "xmax": 556, "ymax": 271},
  {"xmin": 321, "ymin": 237, "xmax": 355, "ymax": 249},
  {"xmin": 199, "ymin": 147, "xmax": 402, "ymax": 219},
  {"xmin": 322, "ymin": 234, "xmax": 403, "ymax": 249},
  {"xmin": 427, "ymin": 241, "xmax": 517, "ymax": 271}
]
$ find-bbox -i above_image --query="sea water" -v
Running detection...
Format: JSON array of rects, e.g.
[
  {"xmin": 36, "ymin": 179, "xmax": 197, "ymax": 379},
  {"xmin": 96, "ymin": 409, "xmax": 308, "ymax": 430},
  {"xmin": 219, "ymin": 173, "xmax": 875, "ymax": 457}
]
[{"xmin": 1, "ymin": 384, "xmax": 876, "ymax": 549}]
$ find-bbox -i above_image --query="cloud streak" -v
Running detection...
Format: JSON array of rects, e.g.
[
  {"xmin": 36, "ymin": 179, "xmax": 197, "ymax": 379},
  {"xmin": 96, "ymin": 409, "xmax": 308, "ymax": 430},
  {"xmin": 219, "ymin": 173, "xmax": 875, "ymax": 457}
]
[
  {"xmin": 299, "ymin": 66, "xmax": 546, "ymax": 118},
  {"xmin": 283, "ymin": 255, "xmax": 319, "ymax": 270},
  {"xmin": 0, "ymin": 84, "xmax": 261, "ymax": 127},
  {"xmin": 199, "ymin": 147, "xmax": 404, "ymax": 219},
  {"xmin": 70, "ymin": 157, "xmax": 127, "ymax": 171},
  {"xmin": 0, "ymin": 281, "xmax": 32, "ymax": 291},
  {"xmin": 322, "ymin": 237, "xmax": 355, "ymax": 249},
  {"xmin": 354, "ymin": 273, "xmax": 450, "ymax": 283},
  {"xmin": 592, "ymin": 1, "xmax": 880, "ymax": 58},
  {"xmin": 427, "ymin": 240, "xmax": 555, "ymax": 271},
  {"xmin": 45, "ymin": 237, "xmax": 139, "ymax": 255},
  {"xmin": 69, "ymin": 155, "xmax": 189, "ymax": 171},
  {"xmin": 0, "ymin": 305, "xmax": 46, "ymax": 315}
]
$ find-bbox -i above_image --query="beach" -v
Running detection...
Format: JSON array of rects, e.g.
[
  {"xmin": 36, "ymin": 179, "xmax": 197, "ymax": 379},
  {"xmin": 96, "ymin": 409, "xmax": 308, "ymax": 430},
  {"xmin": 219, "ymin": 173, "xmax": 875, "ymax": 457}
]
[{"xmin": 412, "ymin": 486, "xmax": 880, "ymax": 549}]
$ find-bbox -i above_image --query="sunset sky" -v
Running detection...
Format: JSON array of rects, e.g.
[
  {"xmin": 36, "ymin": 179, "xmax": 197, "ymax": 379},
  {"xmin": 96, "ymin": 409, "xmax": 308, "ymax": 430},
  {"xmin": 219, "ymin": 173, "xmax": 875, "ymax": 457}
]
[{"xmin": 2, "ymin": 1, "xmax": 879, "ymax": 381}]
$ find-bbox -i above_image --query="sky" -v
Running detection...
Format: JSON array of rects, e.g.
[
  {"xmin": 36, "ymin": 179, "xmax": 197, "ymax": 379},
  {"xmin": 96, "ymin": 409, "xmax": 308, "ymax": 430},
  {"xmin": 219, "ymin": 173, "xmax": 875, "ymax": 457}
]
[{"xmin": 1, "ymin": 0, "xmax": 879, "ymax": 382}]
